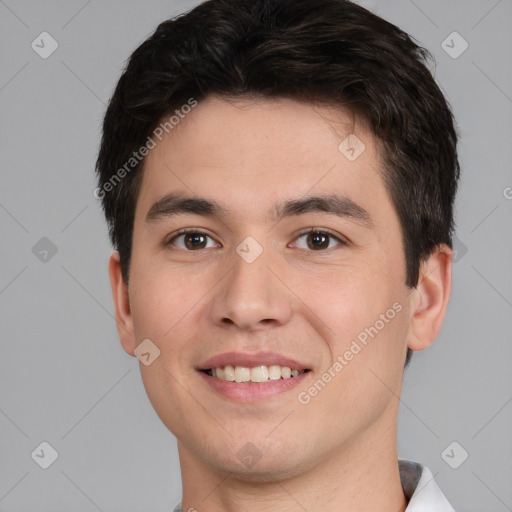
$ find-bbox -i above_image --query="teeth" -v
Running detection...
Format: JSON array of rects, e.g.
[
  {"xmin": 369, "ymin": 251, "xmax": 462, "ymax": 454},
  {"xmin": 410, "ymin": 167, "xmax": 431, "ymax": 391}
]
[
  {"xmin": 234, "ymin": 366, "xmax": 251, "ymax": 382},
  {"xmin": 268, "ymin": 365, "xmax": 282, "ymax": 380},
  {"xmin": 250, "ymin": 366, "xmax": 269, "ymax": 383},
  {"xmin": 207, "ymin": 365, "xmax": 306, "ymax": 383},
  {"xmin": 223, "ymin": 365, "xmax": 235, "ymax": 381}
]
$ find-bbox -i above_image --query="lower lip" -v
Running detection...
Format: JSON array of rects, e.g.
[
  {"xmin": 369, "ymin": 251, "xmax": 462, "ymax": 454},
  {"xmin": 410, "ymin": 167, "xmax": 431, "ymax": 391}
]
[{"xmin": 198, "ymin": 371, "xmax": 311, "ymax": 402}]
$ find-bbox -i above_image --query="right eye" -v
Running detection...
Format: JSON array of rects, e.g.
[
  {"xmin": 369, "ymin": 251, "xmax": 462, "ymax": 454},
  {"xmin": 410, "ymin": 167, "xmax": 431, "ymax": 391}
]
[{"xmin": 165, "ymin": 229, "xmax": 220, "ymax": 251}]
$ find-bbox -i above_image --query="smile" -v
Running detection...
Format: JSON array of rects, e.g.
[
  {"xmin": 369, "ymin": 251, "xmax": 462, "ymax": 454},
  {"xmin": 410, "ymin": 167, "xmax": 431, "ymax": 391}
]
[{"xmin": 202, "ymin": 365, "xmax": 310, "ymax": 383}]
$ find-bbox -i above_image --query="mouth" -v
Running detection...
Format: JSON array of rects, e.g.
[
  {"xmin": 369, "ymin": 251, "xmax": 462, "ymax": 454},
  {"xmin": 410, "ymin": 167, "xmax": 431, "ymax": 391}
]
[
  {"xmin": 200, "ymin": 365, "xmax": 311, "ymax": 383},
  {"xmin": 196, "ymin": 352, "xmax": 312, "ymax": 401}
]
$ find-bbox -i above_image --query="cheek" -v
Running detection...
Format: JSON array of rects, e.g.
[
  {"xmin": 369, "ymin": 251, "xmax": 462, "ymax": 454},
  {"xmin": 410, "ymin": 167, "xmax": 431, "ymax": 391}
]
[
  {"xmin": 297, "ymin": 261, "xmax": 407, "ymax": 396},
  {"xmin": 299, "ymin": 301, "xmax": 409, "ymax": 444},
  {"xmin": 294, "ymin": 263, "xmax": 395, "ymax": 343},
  {"xmin": 129, "ymin": 258, "xmax": 209, "ymax": 341}
]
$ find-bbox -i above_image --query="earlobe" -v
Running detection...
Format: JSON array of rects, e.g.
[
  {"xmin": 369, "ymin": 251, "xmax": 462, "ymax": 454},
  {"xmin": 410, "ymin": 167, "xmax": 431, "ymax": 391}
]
[
  {"xmin": 108, "ymin": 252, "xmax": 137, "ymax": 356},
  {"xmin": 407, "ymin": 244, "xmax": 453, "ymax": 352}
]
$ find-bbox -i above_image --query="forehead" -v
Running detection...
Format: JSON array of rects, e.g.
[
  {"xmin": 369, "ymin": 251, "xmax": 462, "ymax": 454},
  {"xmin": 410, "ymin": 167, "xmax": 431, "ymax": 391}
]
[
  {"xmin": 151, "ymin": 95, "xmax": 372, "ymax": 170},
  {"xmin": 136, "ymin": 95, "xmax": 392, "ymax": 225}
]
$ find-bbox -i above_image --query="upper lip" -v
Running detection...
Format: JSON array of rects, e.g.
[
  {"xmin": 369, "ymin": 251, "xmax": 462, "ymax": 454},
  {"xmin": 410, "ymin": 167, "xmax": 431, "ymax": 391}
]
[{"xmin": 197, "ymin": 351, "xmax": 310, "ymax": 371}]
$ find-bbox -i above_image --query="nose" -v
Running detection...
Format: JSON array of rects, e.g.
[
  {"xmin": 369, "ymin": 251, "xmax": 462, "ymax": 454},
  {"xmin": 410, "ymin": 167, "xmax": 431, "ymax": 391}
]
[{"xmin": 207, "ymin": 241, "xmax": 293, "ymax": 332}]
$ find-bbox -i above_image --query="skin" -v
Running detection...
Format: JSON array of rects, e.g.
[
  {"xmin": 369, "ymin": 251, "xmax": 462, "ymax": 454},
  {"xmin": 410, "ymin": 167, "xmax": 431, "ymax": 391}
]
[{"xmin": 109, "ymin": 95, "xmax": 452, "ymax": 512}]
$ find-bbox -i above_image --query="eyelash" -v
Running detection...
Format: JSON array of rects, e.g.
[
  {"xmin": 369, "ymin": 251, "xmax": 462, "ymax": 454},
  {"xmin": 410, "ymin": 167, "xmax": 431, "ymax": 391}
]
[{"xmin": 164, "ymin": 227, "xmax": 348, "ymax": 252}]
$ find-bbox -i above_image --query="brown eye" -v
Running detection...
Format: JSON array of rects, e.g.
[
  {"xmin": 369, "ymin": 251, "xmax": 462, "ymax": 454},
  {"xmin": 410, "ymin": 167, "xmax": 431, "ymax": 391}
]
[
  {"xmin": 306, "ymin": 232, "xmax": 330, "ymax": 250},
  {"xmin": 167, "ymin": 230, "xmax": 217, "ymax": 250},
  {"xmin": 294, "ymin": 229, "xmax": 346, "ymax": 251},
  {"xmin": 183, "ymin": 233, "xmax": 208, "ymax": 250}
]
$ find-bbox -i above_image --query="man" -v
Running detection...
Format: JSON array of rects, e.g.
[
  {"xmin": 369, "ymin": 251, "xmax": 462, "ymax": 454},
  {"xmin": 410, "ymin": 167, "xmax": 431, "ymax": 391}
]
[{"xmin": 95, "ymin": 0, "xmax": 460, "ymax": 510}]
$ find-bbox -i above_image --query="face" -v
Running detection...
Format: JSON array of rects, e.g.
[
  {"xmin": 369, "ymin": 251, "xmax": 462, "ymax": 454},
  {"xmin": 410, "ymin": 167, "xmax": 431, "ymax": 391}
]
[{"xmin": 110, "ymin": 95, "xmax": 444, "ymax": 481}]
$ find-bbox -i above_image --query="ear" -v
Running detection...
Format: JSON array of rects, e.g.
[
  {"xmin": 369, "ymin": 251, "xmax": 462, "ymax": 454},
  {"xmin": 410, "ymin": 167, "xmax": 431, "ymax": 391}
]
[
  {"xmin": 108, "ymin": 251, "xmax": 137, "ymax": 357},
  {"xmin": 407, "ymin": 244, "xmax": 453, "ymax": 351}
]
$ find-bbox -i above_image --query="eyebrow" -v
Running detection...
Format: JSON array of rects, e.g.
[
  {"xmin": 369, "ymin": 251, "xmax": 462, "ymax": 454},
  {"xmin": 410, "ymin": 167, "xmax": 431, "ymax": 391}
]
[{"xmin": 145, "ymin": 192, "xmax": 373, "ymax": 228}]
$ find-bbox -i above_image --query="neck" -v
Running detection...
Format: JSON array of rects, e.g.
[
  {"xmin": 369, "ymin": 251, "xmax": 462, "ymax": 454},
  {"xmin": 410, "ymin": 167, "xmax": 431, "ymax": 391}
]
[{"xmin": 178, "ymin": 415, "xmax": 407, "ymax": 512}]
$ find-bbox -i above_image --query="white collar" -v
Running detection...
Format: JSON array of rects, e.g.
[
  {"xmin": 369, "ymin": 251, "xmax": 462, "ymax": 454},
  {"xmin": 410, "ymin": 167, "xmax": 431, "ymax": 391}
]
[
  {"xmin": 172, "ymin": 460, "xmax": 455, "ymax": 511},
  {"xmin": 401, "ymin": 460, "xmax": 455, "ymax": 511}
]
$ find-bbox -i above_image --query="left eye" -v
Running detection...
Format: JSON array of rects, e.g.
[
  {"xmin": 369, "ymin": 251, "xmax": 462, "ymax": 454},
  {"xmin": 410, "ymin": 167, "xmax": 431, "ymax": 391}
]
[{"xmin": 293, "ymin": 229, "xmax": 345, "ymax": 251}]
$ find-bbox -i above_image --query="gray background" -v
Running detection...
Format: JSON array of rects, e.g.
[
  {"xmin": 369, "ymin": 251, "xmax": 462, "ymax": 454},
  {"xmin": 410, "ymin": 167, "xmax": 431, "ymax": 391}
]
[{"xmin": 1, "ymin": 0, "xmax": 511, "ymax": 510}]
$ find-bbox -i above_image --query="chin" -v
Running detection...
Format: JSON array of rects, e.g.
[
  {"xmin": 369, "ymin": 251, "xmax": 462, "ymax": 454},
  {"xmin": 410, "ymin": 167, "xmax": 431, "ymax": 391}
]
[
  {"xmin": 202, "ymin": 442, "xmax": 313, "ymax": 483},
  {"xmin": 217, "ymin": 459, "xmax": 306, "ymax": 483}
]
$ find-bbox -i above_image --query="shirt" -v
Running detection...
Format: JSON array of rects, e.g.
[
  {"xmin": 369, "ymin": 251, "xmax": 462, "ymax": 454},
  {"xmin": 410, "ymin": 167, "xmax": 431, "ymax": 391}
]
[{"xmin": 172, "ymin": 460, "xmax": 455, "ymax": 511}]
